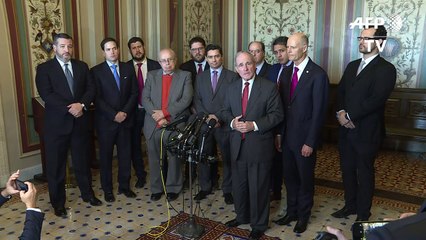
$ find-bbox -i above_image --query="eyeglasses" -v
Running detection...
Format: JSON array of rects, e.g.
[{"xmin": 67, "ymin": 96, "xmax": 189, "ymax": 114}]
[
  {"xmin": 357, "ymin": 36, "xmax": 376, "ymax": 41},
  {"xmin": 190, "ymin": 47, "xmax": 205, "ymax": 52},
  {"xmin": 159, "ymin": 58, "xmax": 175, "ymax": 63}
]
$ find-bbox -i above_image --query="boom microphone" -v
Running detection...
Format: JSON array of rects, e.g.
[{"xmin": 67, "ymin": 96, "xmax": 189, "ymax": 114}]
[
  {"xmin": 168, "ymin": 112, "xmax": 205, "ymax": 146},
  {"xmin": 185, "ymin": 114, "xmax": 208, "ymax": 146},
  {"xmin": 163, "ymin": 115, "xmax": 188, "ymax": 131}
]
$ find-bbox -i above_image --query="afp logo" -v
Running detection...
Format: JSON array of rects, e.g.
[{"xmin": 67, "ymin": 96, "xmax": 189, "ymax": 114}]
[{"xmin": 349, "ymin": 16, "xmax": 402, "ymax": 53}]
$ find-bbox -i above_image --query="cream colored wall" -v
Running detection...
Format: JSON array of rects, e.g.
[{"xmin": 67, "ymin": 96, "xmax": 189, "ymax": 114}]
[{"xmin": 0, "ymin": 1, "xmax": 42, "ymax": 185}]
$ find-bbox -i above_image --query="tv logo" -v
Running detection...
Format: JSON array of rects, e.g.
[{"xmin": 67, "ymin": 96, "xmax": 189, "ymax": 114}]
[{"xmin": 349, "ymin": 16, "xmax": 402, "ymax": 52}]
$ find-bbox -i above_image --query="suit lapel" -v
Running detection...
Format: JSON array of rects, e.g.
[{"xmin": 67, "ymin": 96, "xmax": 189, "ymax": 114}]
[
  {"xmin": 103, "ymin": 62, "xmax": 120, "ymax": 92},
  {"xmin": 245, "ymin": 77, "xmax": 261, "ymax": 117},
  {"xmin": 53, "ymin": 59, "xmax": 74, "ymax": 99},
  {"xmin": 290, "ymin": 59, "xmax": 312, "ymax": 102}
]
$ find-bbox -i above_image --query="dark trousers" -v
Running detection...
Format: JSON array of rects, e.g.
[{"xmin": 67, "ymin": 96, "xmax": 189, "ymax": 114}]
[
  {"xmin": 339, "ymin": 132, "xmax": 379, "ymax": 218},
  {"xmin": 270, "ymin": 150, "xmax": 283, "ymax": 196},
  {"xmin": 232, "ymin": 142, "xmax": 272, "ymax": 232},
  {"xmin": 282, "ymin": 145, "xmax": 316, "ymax": 221},
  {"xmin": 45, "ymin": 128, "xmax": 93, "ymax": 208},
  {"xmin": 97, "ymin": 126, "xmax": 132, "ymax": 193},
  {"xmin": 131, "ymin": 108, "xmax": 147, "ymax": 180}
]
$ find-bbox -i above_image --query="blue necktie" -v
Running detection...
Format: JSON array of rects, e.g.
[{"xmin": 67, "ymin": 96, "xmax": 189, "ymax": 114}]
[{"xmin": 111, "ymin": 64, "xmax": 120, "ymax": 90}]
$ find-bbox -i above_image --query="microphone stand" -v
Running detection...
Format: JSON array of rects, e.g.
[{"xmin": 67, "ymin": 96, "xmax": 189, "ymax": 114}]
[{"xmin": 176, "ymin": 145, "xmax": 204, "ymax": 238}]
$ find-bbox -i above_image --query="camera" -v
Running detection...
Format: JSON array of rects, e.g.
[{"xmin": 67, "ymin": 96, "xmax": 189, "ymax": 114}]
[
  {"xmin": 314, "ymin": 231, "xmax": 337, "ymax": 240},
  {"xmin": 15, "ymin": 179, "xmax": 28, "ymax": 192},
  {"xmin": 352, "ymin": 220, "xmax": 390, "ymax": 240}
]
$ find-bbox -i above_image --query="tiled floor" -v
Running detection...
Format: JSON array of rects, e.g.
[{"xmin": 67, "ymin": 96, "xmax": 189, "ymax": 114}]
[{"xmin": 0, "ymin": 144, "xmax": 423, "ymax": 239}]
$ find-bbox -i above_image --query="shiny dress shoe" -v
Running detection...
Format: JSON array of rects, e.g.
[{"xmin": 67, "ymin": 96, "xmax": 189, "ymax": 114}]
[
  {"xmin": 249, "ymin": 229, "xmax": 264, "ymax": 240},
  {"xmin": 224, "ymin": 193, "xmax": 234, "ymax": 205},
  {"xmin": 54, "ymin": 207, "xmax": 67, "ymax": 217},
  {"xmin": 331, "ymin": 207, "xmax": 356, "ymax": 218},
  {"xmin": 83, "ymin": 196, "xmax": 103, "ymax": 206},
  {"xmin": 293, "ymin": 219, "xmax": 308, "ymax": 233},
  {"xmin": 273, "ymin": 214, "xmax": 297, "ymax": 225},
  {"xmin": 194, "ymin": 190, "xmax": 211, "ymax": 201},
  {"xmin": 150, "ymin": 192, "xmax": 163, "ymax": 201},
  {"xmin": 104, "ymin": 192, "xmax": 115, "ymax": 202},
  {"xmin": 225, "ymin": 219, "xmax": 245, "ymax": 228},
  {"xmin": 118, "ymin": 189, "xmax": 137, "ymax": 198},
  {"xmin": 134, "ymin": 178, "xmax": 146, "ymax": 189},
  {"xmin": 166, "ymin": 192, "xmax": 179, "ymax": 201}
]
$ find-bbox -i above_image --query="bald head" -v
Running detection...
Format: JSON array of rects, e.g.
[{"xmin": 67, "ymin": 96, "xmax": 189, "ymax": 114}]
[
  {"xmin": 287, "ymin": 32, "xmax": 308, "ymax": 65},
  {"xmin": 158, "ymin": 48, "xmax": 177, "ymax": 74}
]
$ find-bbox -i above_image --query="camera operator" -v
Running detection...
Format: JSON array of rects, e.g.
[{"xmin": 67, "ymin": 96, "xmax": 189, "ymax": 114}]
[
  {"xmin": 1, "ymin": 170, "xmax": 44, "ymax": 240},
  {"xmin": 326, "ymin": 200, "xmax": 426, "ymax": 240}
]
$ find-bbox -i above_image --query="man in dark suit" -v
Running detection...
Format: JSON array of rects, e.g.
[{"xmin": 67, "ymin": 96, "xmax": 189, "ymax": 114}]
[
  {"xmin": 192, "ymin": 44, "xmax": 238, "ymax": 204},
  {"xmin": 91, "ymin": 37, "xmax": 138, "ymax": 203},
  {"xmin": 274, "ymin": 33, "xmax": 329, "ymax": 234},
  {"xmin": 221, "ymin": 51, "xmax": 283, "ymax": 240},
  {"xmin": 126, "ymin": 37, "xmax": 161, "ymax": 189},
  {"xmin": 327, "ymin": 201, "xmax": 426, "ymax": 240},
  {"xmin": 331, "ymin": 25, "xmax": 396, "ymax": 222},
  {"xmin": 180, "ymin": 36, "xmax": 209, "ymax": 185},
  {"xmin": 267, "ymin": 36, "xmax": 292, "ymax": 85},
  {"xmin": 1, "ymin": 170, "xmax": 44, "ymax": 239},
  {"xmin": 266, "ymin": 36, "xmax": 292, "ymax": 201},
  {"xmin": 143, "ymin": 48, "xmax": 193, "ymax": 202},
  {"xmin": 248, "ymin": 41, "xmax": 271, "ymax": 78},
  {"xmin": 180, "ymin": 36, "xmax": 210, "ymax": 84},
  {"xmin": 35, "ymin": 33, "xmax": 102, "ymax": 217}
]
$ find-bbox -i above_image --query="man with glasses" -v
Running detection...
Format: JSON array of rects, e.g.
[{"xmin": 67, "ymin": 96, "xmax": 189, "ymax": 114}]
[
  {"xmin": 193, "ymin": 44, "xmax": 238, "ymax": 204},
  {"xmin": 248, "ymin": 41, "xmax": 271, "ymax": 78},
  {"xmin": 331, "ymin": 25, "xmax": 396, "ymax": 221},
  {"xmin": 143, "ymin": 48, "xmax": 193, "ymax": 202},
  {"xmin": 220, "ymin": 51, "xmax": 283, "ymax": 240},
  {"xmin": 180, "ymin": 36, "xmax": 210, "ymax": 83}
]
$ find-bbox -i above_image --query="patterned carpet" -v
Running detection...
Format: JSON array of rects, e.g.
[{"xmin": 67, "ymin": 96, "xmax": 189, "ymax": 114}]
[
  {"xmin": 138, "ymin": 212, "xmax": 279, "ymax": 240},
  {"xmin": 315, "ymin": 144, "xmax": 426, "ymax": 204}
]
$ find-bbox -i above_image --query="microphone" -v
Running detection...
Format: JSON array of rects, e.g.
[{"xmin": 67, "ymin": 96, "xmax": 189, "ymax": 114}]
[
  {"xmin": 163, "ymin": 115, "xmax": 188, "ymax": 131},
  {"xmin": 185, "ymin": 114, "xmax": 208, "ymax": 146},
  {"xmin": 202, "ymin": 118, "xmax": 217, "ymax": 137},
  {"xmin": 168, "ymin": 112, "xmax": 205, "ymax": 146}
]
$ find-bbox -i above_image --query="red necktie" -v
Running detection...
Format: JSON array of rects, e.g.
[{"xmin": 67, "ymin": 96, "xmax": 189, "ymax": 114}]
[
  {"xmin": 197, "ymin": 63, "xmax": 203, "ymax": 75},
  {"xmin": 290, "ymin": 67, "xmax": 299, "ymax": 99},
  {"xmin": 241, "ymin": 81, "xmax": 249, "ymax": 139},
  {"xmin": 137, "ymin": 63, "xmax": 144, "ymax": 106}
]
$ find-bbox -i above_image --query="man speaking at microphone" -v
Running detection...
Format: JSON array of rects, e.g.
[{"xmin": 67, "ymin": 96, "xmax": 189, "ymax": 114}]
[
  {"xmin": 142, "ymin": 48, "xmax": 193, "ymax": 201},
  {"xmin": 193, "ymin": 44, "xmax": 238, "ymax": 204},
  {"xmin": 219, "ymin": 51, "xmax": 283, "ymax": 239}
]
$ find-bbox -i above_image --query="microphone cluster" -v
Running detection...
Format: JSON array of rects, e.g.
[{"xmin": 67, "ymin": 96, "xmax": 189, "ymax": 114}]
[{"xmin": 164, "ymin": 112, "xmax": 217, "ymax": 163}]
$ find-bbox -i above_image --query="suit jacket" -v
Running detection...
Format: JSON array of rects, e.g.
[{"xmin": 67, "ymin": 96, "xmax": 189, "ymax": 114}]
[
  {"xmin": 193, "ymin": 67, "xmax": 238, "ymax": 126},
  {"xmin": 180, "ymin": 59, "xmax": 210, "ymax": 83},
  {"xmin": 280, "ymin": 58, "xmax": 329, "ymax": 150},
  {"xmin": 219, "ymin": 76, "xmax": 284, "ymax": 162},
  {"xmin": 367, "ymin": 201, "xmax": 426, "ymax": 240},
  {"xmin": 125, "ymin": 58, "xmax": 161, "ymax": 72},
  {"xmin": 267, "ymin": 62, "xmax": 293, "ymax": 84},
  {"xmin": 257, "ymin": 61, "xmax": 271, "ymax": 78},
  {"xmin": 35, "ymin": 58, "xmax": 95, "ymax": 135},
  {"xmin": 338, "ymin": 55, "xmax": 396, "ymax": 143},
  {"xmin": 1, "ymin": 195, "xmax": 44, "ymax": 240},
  {"xmin": 91, "ymin": 61, "xmax": 138, "ymax": 130},
  {"xmin": 142, "ymin": 69, "xmax": 193, "ymax": 139}
]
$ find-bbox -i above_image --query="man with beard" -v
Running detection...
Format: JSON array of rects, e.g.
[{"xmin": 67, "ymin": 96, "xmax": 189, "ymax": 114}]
[
  {"xmin": 331, "ymin": 25, "xmax": 396, "ymax": 221},
  {"xmin": 35, "ymin": 33, "xmax": 102, "ymax": 217},
  {"xmin": 126, "ymin": 37, "xmax": 161, "ymax": 189},
  {"xmin": 180, "ymin": 36, "xmax": 210, "ymax": 83}
]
